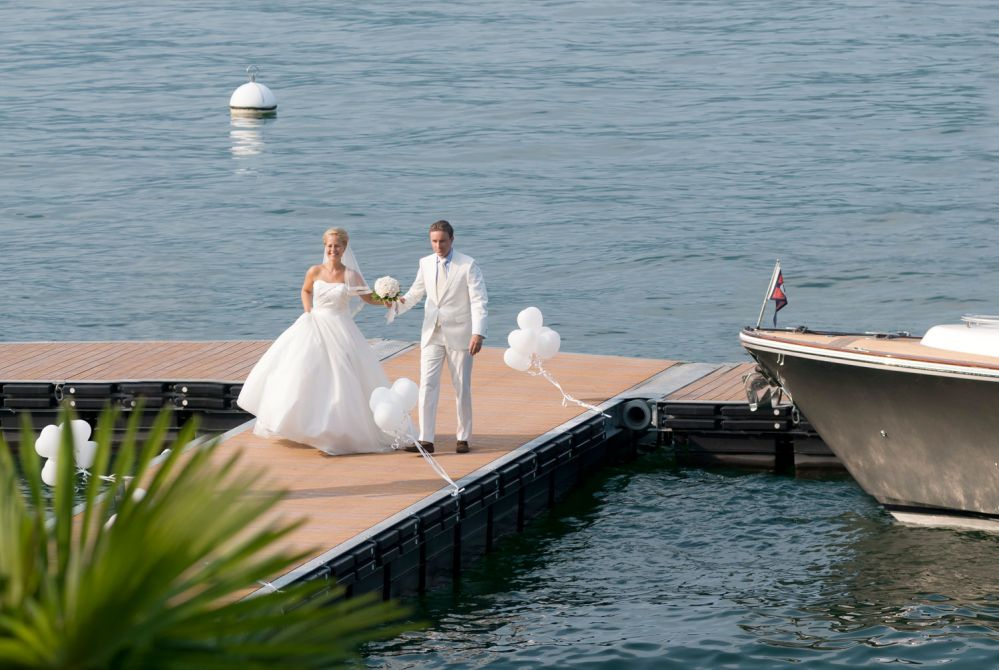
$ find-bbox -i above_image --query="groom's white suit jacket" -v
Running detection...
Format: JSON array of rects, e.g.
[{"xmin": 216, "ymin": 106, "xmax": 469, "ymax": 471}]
[{"xmin": 397, "ymin": 251, "xmax": 488, "ymax": 350}]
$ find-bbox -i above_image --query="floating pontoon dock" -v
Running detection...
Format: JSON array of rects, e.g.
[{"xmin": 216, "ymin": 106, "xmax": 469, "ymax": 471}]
[{"xmin": 0, "ymin": 340, "xmax": 836, "ymax": 600}]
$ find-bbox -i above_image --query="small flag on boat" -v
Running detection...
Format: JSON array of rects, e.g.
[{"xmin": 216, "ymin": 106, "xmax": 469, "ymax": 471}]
[
  {"xmin": 770, "ymin": 271, "xmax": 787, "ymax": 326},
  {"xmin": 756, "ymin": 260, "xmax": 788, "ymax": 329}
]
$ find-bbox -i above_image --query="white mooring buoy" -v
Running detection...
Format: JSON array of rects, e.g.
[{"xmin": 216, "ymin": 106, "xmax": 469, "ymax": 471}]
[{"xmin": 229, "ymin": 65, "xmax": 277, "ymax": 114}]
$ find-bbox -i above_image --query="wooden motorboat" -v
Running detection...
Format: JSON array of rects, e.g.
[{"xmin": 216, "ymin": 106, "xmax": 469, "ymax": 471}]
[{"xmin": 740, "ymin": 316, "xmax": 999, "ymax": 531}]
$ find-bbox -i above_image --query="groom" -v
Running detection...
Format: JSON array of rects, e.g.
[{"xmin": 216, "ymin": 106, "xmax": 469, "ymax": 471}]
[{"xmin": 395, "ymin": 220, "xmax": 488, "ymax": 454}]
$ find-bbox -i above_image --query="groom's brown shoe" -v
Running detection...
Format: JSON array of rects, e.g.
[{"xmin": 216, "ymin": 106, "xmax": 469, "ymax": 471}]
[
  {"xmin": 456, "ymin": 441, "xmax": 470, "ymax": 454},
  {"xmin": 404, "ymin": 441, "xmax": 434, "ymax": 454}
]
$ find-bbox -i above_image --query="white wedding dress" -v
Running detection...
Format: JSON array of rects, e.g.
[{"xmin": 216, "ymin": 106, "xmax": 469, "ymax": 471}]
[{"xmin": 237, "ymin": 280, "xmax": 395, "ymax": 455}]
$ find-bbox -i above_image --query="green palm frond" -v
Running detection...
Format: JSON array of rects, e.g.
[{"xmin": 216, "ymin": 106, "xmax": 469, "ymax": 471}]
[{"xmin": 0, "ymin": 406, "xmax": 416, "ymax": 669}]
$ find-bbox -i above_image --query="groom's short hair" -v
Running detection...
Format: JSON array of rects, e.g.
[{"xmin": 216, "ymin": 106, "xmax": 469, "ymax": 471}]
[{"xmin": 429, "ymin": 220, "xmax": 454, "ymax": 239}]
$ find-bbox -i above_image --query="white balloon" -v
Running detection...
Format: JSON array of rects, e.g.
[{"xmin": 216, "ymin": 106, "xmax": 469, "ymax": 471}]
[
  {"xmin": 537, "ymin": 328, "xmax": 562, "ymax": 360},
  {"xmin": 369, "ymin": 386, "xmax": 394, "ymax": 413},
  {"xmin": 35, "ymin": 425, "xmax": 60, "ymax": 459},
  {"xmin": 503, "ymin": 348, "xmax": 532, "ymax": 372},
  {"xmin": 75, "ymin": 441, "xmax": 98, "ymax": 469},
  {"xmin": 509, "ymin": 328, "xmax": 540, "ymax": 357},
  {"xmin": 41, "ymin": 459, "xmax": 58, "ymax": 487},
  {"xmin": 36, "ymin": 421, "xmax": 93, "ymax": 461},
  {"xmin": 373, "ymin": 401, "xmax": 404, "ymax": 432},
  {"xmin": 69, "ymin": 419, "xmax": 92, "ymax": 445},
  {"xmin": 390, "ymin": 377, "xmax": 419, "ymax": 411},
  {"xmin": 517, "ymin": 306, "xmax": 544, "ymax": 331}
]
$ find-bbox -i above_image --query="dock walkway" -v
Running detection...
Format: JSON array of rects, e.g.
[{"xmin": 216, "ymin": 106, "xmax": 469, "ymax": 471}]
[
  {"xmin": 230, "ymin": 346, "xmax": 674, "ymax": 595},
  {"xmin": 0, "ymin": 340, "xmax": 682, "ymax": 594},
  {"xmin": 0, "ymin": 340, "xmax": 831, "ymax": 598}
]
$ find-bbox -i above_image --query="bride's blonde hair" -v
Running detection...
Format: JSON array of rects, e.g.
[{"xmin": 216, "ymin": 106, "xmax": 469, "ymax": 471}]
[{"xmin": 323, "ymin": 227, "xmax": 349, "ymax": 246}]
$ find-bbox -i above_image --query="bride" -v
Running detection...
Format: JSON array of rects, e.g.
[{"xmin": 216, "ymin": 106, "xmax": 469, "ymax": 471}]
[{"xmin": 237, "ymin": 227, "xmax": 396, "ymax": 455}]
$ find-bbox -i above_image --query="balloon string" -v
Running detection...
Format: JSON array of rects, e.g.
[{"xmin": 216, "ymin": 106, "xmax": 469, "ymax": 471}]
[
  {"xmin": 529, "ymin": 359, "xmax": 611, "ymax": 418},
  {"xmin": 411, "ymin": 437, "xmax": 464, "ymax": 496},
  {"xmin": 77, "ymin": 469, "xmax": 126, "ymax": 483},
  {"xmin": 390, "ymin": 418, "xmax": 464, "ymax": 496}
]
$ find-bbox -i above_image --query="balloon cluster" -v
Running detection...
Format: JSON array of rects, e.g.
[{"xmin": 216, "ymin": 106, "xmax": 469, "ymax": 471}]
[
  {"xmin": 369, "ymin": 377, "xmax": 419, "ymax": 434},
  {"xmin": 503, "ymin": 306, "xmax": 561, "ymax": 372},
  {"xmin": 35, "ymin": 420, "xmax": 97, "ymax": 486},
  {"xmin": 502, "ymin": 306, "xmax": 611, "ymax": 418},
  {"xmin": 369, "ymin": 378, "xmax": 464, "ymax": 496}
]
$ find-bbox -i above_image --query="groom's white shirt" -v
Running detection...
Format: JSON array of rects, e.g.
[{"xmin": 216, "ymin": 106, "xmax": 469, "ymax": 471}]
[{"xmin": 397, "ymin": 250, "xmax": 488, "ymax": 350}]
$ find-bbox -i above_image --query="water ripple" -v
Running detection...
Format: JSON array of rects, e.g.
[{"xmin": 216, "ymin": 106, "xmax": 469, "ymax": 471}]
[
  {"xmin": 365, "ymin": 458, "xmax": 999, "ymax": 668},
  {"xmin": 2, "ymin": 0, "xmax": 998, "ymax": 362},
  {"xmin": 4, "ymin": 1, "xmax": 999, "ymax": 665}
]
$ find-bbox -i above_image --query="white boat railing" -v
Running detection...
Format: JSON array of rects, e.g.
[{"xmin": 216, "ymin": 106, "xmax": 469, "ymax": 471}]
[{"xmin": 960, "ymin": 314, "xmax": 999, "ymax": 328}]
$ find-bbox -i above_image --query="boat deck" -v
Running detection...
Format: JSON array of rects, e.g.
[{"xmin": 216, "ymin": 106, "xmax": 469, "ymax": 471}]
[{"xmin": 743, "ymin": 329, "xmax": 999, "ymax": 370}]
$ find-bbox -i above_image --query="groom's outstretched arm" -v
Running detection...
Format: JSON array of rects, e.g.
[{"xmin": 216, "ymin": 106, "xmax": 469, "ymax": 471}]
[{"xmin": 395, "ymin": 265, "xmax": 426, "ymax": 317}]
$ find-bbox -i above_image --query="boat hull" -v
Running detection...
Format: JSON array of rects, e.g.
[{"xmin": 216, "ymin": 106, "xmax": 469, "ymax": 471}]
[{"xmin": 741, "ymin": 329, "xmax": 999, "ymax": 530}]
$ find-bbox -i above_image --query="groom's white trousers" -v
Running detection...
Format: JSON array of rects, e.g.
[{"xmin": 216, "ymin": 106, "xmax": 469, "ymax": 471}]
[{"xmin": 419, "ymin": 326, "xmax": 473, "ymax": 443}]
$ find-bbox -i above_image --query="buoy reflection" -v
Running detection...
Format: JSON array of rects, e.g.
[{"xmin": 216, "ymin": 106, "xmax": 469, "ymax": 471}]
[{"xmin": 229, "ymin": 112, "xmax": 274, "ymax": 159}]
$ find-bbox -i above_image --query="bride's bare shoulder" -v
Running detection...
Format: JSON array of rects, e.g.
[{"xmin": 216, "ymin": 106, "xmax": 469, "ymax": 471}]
[{"xmin": 303, "ymin": 264, "xmax": 324, "ymax": 285}]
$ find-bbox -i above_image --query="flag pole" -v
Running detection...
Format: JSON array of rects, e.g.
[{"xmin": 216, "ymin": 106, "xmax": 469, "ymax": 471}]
[{"xmin": 755, "ymin": 259, "xmax": 781, "ymax": 328}]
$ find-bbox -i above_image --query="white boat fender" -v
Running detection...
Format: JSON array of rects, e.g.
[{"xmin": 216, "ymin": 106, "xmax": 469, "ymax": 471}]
[{"xmin": 229, "ymin": 65, "xmax": 277, "ymax": 113}]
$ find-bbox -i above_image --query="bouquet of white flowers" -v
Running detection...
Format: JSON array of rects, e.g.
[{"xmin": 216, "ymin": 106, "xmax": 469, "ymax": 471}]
[{"xmin": 373, "ymin": 276, "xmax": 402, "ymax": 302}]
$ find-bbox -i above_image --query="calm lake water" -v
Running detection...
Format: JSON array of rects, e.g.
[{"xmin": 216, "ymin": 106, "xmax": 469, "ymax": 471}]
[
  {"xmin": 3, "ymin": 0, "xmax": 998, "ymax": 666},
  {"xmin": 364, "ymin": 454, "xmax": 999, "ymax": 668}
]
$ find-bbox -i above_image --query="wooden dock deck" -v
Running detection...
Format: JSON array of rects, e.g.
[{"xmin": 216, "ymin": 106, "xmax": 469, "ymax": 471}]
[
  {"xmin": 226, "ymin": 346, "xmax": 675, "ymax": 592},
  {"xmin": 665, "ymin": 362, "xmax": 755, "ymax": 403},
  {"xmin": 0, "ymin": 340, "xmax": 274, "ymax": 382},
  {"xmin": 0, "ymin": 340, "xmax": 833, "ymax": 597},
  {"xmin": 0, "ymin": 340, "xmax": 685, "ymax": 592}
]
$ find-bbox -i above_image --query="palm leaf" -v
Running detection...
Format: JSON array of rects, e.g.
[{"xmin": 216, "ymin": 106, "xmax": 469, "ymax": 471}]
[{"xmin": 0, "ymin": 407, "xmax": 416, "ymax": 669}]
